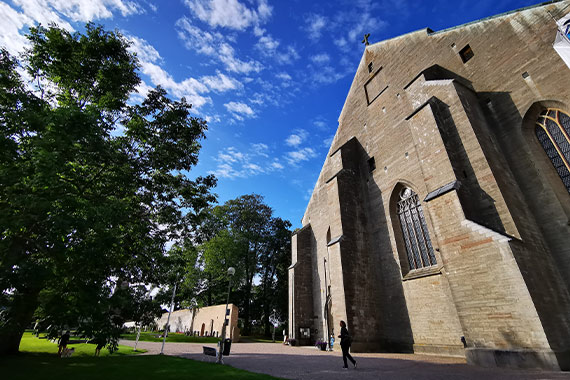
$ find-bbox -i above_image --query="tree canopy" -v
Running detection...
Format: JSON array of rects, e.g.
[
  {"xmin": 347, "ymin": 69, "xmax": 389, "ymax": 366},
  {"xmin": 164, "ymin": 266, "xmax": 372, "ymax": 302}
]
[
  {"xmin": 173, "ymin": 194, "xmax": 291, "ymax": 336},
  {"xmin": 0, "ymin": 23, "xmax": 216, "ymax": 355}
]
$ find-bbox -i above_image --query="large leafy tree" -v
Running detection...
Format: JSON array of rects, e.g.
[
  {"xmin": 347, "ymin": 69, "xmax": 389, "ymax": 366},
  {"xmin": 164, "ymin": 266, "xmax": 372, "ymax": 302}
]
[
  {"xmin": 0, "ymin": 24, "xmax": 216, "ymax": 355},
  {"xmin": 258, "ymin": 217, "xmax": 291, "ymax": 336},
  {"xmin": 187, "ymin": 195, "xmax": 291, "ymax": 336}
]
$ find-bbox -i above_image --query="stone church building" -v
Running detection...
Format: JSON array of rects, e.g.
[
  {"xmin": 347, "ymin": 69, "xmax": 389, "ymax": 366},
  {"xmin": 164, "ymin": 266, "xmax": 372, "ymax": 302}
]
[{"xmin": 289, "ymin": 1, "xmax": 570, "ymax": 371}]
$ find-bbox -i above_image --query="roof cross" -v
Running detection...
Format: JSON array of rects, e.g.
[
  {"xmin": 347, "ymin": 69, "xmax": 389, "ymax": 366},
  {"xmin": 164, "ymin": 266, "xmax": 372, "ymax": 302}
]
[{"xmin": 362, "ymin": 33, "xmax": 370, "ymax": 46}]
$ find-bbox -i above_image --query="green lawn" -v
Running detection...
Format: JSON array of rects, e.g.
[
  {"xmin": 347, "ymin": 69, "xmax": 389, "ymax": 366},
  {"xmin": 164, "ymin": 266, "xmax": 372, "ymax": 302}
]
[
  {"xmin": 1, "ymin": 332, "xmax": 282, "ymax": 380},
  {"xmin": 1, "ymin": 354, "xmax": 283, "ymax": 380},
  {"xmin": 121, "ymin": 331, "xmax": 220, "ymax": 343},
  {"xmin": 20, "ymin": 332, "xmax": 144, "ymax": 357}
]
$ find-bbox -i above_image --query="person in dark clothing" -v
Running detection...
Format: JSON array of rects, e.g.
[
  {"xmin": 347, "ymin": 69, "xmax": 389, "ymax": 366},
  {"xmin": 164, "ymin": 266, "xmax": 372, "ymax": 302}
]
[
  {"xmin": 338, "ymin": 320, "xmax": 357, "ymax": 369},
  {"xmin": 58, "ymin": 331, "xmax": 70, "ymax": 357},
  {"xmin": 94, "ymin": 335, "xmax": 106, "ymax": 356}
]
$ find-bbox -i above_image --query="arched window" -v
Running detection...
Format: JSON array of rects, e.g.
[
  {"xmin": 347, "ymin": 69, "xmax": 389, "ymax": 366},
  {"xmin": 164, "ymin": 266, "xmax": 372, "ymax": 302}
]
[
  {"xmin": 535, "ymin": 108, "xmax": 570, "ymax": 193},
  {"xmin": 397, "ymin": 187, "xmax": 437, "ymax": 270}
]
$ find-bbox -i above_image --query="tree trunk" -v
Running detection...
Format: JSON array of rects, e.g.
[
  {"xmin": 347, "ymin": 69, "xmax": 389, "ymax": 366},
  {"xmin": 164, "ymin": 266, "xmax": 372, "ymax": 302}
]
[
  {"xmin": 207, "ymin": 273, "xmax": 212, "ymax": 306},
  {"xmin": 262, "ymin": 272, "xmax": 271, "ymax": 337},
  {"xmin": 0, "ymin": 288, "xmax": 41, "ymax": 355},
  {"xmin": 243, "ymin": 276, "xmax": 252, "ymax": 335}
]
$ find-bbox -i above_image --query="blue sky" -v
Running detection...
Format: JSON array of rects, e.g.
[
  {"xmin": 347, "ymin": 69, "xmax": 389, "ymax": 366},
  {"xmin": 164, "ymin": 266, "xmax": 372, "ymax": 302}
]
[{"xmin": 0, "ymin": 0, "xmax": 541, "ymax": 229}]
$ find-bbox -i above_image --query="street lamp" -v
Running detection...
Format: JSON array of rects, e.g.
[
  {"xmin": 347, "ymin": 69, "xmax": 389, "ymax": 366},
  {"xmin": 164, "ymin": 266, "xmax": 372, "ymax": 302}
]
[
  {"xmin": 216, "ymin": 266, "xmax": 235, "ymax": 364},
  {"xmin": 160, "ymin": 277, "xmax": 178, "ymax": 355}
]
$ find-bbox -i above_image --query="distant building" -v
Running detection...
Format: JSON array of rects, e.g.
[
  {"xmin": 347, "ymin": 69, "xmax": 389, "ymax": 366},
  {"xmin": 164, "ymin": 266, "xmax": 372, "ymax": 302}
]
[
  {"xmin": 289, "ymin": 1, "xmax": 570, "ymax": 371},
  {"xmin": 156, "ymin": 304, "xmax": 240, "ymax": 341}
]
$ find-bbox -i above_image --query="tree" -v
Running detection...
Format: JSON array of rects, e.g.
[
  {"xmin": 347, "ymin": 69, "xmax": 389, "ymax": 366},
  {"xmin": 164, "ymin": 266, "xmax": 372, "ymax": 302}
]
[
  {"xmin": 258, "ymin": 217, "xmax": 291, "ymax": 336},
  {"xmin": 193, "ymin": 195, "xmax": 291, "ymax": 336},
  {"xmin": 0, "ymin": 23, "xmax": 216, "ymax": 355}
]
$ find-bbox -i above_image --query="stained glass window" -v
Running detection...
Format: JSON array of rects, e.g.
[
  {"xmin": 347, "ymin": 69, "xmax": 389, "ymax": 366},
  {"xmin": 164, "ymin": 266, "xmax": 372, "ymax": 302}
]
[
  {"xmin": 397, "ymin": 188, "xmax": 437, "ymax": 270},
  {"xmin": 535, "ymin": 108, "xmax": 570, "ymax": 193}
]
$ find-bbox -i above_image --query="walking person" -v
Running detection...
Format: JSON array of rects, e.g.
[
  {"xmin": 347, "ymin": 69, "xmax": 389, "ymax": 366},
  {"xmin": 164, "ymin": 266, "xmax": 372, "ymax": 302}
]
[
  {"xmin": 338, "ymin": 320, "xmax": 357, "ymax": 369},
  {"xmin": 57, "ymin": 331, "xmax": 70, "ymax": 357}
]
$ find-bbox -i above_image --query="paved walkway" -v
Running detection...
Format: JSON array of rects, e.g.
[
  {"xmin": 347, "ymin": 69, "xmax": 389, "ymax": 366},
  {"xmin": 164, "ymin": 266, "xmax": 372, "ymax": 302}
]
[{"xmin": 120, "ymin": 340, "xmax": 570, "ymax": 380}]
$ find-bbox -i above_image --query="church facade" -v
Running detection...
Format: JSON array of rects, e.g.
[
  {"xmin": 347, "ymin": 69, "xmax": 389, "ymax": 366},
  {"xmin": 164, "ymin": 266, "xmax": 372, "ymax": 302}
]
[{"xmin": 289, "ymin": 1, "xmax": 570, "ymax": 371}]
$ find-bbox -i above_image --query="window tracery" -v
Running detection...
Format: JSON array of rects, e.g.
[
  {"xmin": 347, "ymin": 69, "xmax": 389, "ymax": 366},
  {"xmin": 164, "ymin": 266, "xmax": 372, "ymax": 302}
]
[
  {"xmin": 535, "ymin": 108, "xmax": 570, "ymax": 193},
  {"xmin": 396, "ymin": 187, "xmax": 437, "ymax": 270}
]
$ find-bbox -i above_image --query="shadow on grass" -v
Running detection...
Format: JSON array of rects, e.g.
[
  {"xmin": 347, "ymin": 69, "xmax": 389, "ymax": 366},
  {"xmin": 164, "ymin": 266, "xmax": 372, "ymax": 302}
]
[{"xmin": 0, "ymin": 354, "xmax": 282, "ymax": 380}]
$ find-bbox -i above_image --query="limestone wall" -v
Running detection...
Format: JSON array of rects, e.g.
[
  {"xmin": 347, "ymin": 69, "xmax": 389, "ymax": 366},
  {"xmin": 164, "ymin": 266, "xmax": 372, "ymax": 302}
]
[
  {"xmin": 156, "ymin": 304, "xmax": 240, "ymax": 342},
  {"xmin": 291, "ymin": 1, "xmax": 570, "ymax": 370}
]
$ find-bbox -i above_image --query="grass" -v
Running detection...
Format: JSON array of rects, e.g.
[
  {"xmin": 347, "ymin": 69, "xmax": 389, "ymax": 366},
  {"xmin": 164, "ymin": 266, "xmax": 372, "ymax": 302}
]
[
  {"xmin": 121, "ymin": 331, "xmax": 220, "ymax": 343},
  {"xmin": 1, "ymin": 354, "xmax": 282, "ymax": 380},
  {"xmin": 1, "ymin": 332, "xmax": 282, "ymax": 380},
  {"xmin": 20, "ymin": 332, "xmax": 145, "ymax": 357}
]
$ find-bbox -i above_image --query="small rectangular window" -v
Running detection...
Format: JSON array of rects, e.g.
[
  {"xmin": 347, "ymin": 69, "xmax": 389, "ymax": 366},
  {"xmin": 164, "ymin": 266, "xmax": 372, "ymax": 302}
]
[
  {"xmin": 368, "ymin": 62, "xmax": 374, "ymax": 73},
  {"xmin": 364, "ymin": 66, "xmax": 387, "ymax": 105},
  {"xmin": 368, "ymin": 157, "xmax": 376, "ymax": 172},
  {"xmin": 459, "ymin": 44, "xmax": 474, "ymax": 63}
]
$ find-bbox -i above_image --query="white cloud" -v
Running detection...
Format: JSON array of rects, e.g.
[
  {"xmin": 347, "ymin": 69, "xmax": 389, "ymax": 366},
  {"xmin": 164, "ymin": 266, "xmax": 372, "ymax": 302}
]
[
  {"xmin": 311, "ymin": 65, "xmax": 351, "ymax": 85},
  {"xmin": 209, "ymin": 144, "xmax": 282, "ymax": 179},
  {"xmin": 304, "ymin": 187, "xmax": 313, "ymax": 200},
  {"xmin": 286, "ymin": 135, "xmax": 302, "ymax": 147},
  {"xmin": 275, "ymin": 72, "xmax": 292, "ymax": 81},
  {"xmin": 323, "ymin": 136, "xmax": 334, "ymax": 148},
  {"xmin": 147, "ymin": 2, "xmax": 157, "ymax": 12},
  {"xmin": 347, "ymin": 12, "xmax": 385, "ymax": 42},
  {"xmin": 285, "ymin": 147, "xmax": 317, "ymax": 166},
  {"xmin": 304, "ymin": 14, "xmax": 327, "ymax": 40},
  {"xmin": 311, "ymin": 53, "xmax": 330, "ymax": 64},
  {"xmin": 224, "ymin": 101, "xmax": 255, "ymax": 120},
  {"xmin": 14, "ymin": 0, "xmax": 142, "ymax": 24},
  {"xmin": 334, "ymin": 7, "xmax": 387, "ymax": 52},
  {"xmin": 183, "ymin": 0, "xmax": 272, "ymax": 31},
  {"xmin": 251, "ymin": 143, "xmax": 269, "ymax": 157},
  {"xmin": 254, "ymin": 32, "xmax": 298, "ymax": 66},
  {"xmin": 334, "ymin": 36, "xmax": 348, "ymax": 50},
  {"xmin": 139, "ymin": 61, "xmax": 211, "ymax": 108},
  {"xmin": 256, "ymin": 34, "xmax": 279, "ymax": 55},
  {"xmin": 128, "ymin": 80, "xmax": 153, "ymax": 104},
  {"xmin": 312, "ymin": 115, "xmax": 329, "ymax": 131},
  {"xmin": 275, "ymin": 45, "xmax": 300, "ymax": 65},
  {"xmin": 271, "ymin": 161, "xmax": 284, "ymax": 170},
  {"xmin": 0, "ymin": 3, "xmax": 33, "ymax": 54},
  {"xmin": 219, "ymin": 42, "xmax": 263, "ymax": 73},
  {"xmin": 128, "ymin": 36, "xmax": 221, "ymax": 109},
  {"xmin": 127, "ymin": 36, "xmax": 243, "ymax": 109},
  {"xmin": 176, "ymin": 17, "xmax": 263, "ymax": 74},
  {"xmin": 200, "ymin": 71, "xmax": 243, "ymax": 93},
  {"xmin": 285, "ymin": 129, "xmax": 308, "ymax": 147},
  {"xmin": 128, "ymin": 35, "xmax": 162, "ymax": 63},
  {"xmin": 0, "ymin": 0, "xmax": 144, "ymax": 55}
]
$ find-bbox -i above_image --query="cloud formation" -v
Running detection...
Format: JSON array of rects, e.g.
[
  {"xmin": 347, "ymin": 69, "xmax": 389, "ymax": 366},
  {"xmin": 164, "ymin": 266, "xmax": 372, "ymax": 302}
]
[
  {"xmin": 129, "ymin": 36, "xmax": 242, "ymax": 109},
  {"xmin": 285, "ymin": 147, "xmax": 317, "ymax": 166},
  {"xmin": 210, "ymin": 144, "xmax": 283, "ymax": 179},
  {"xmin": 176, "ymin": 17, "xmax": 263, "ymax": 74},
  {"xmin": 304, "ymin": 14, "xmax": 327, "ymax": 40},
  {"xmin": 183, "ymin": 0, "xmax": 272, "ymax": 31},
  {"xmin": 224, "ymin": 101, "xmax": 255, "ymax": 120},
  {"xmin": 285, "ymin": 129, "xmax": 308, "ymax": 147},
  {"xmin": 0, "ymin": 0, "xmax": 144, "ymax": 55}
]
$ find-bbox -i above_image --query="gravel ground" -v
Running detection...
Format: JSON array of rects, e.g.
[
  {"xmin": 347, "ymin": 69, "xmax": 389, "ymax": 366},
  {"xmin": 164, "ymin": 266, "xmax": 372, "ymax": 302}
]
[{"xmin": 120, "ymin": 340, "xmax": 570, "ymax": 380}]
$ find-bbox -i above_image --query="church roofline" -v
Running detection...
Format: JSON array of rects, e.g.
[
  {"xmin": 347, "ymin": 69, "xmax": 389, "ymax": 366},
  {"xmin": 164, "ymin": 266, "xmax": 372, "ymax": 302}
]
[
  {"xmin": 292, "ymin": 222, "xmax": 312, "ymax": 236},
  {"xmin": 428, "ymin": 0, "xmax": 564, "ymax": 36},
  {"xmin": 364, "ymin": 0, "xmax": 564, "ymax": 52}
]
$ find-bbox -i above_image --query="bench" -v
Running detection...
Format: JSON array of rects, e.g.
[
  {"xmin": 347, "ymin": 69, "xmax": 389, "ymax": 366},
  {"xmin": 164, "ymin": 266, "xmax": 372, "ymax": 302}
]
[{"xmin": 203, "ymin": 346, "xmax": 217, "ymax": 356}]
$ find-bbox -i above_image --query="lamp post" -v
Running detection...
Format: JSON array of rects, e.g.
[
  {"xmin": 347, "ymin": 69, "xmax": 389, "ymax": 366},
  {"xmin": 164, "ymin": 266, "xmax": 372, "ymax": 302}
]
[
  {"xmin": 216, "ymin": 266, "xmax": 235, "ymax": 364},
  {"xmin": 134, "ymin": 286, "xmax": 155, "ymax": 352},
  {"xmin": 160, "ymin": 278, "xmax": 178, "ymax": 355}
]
